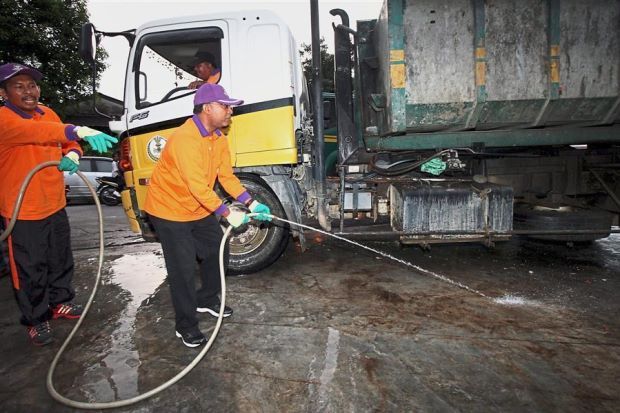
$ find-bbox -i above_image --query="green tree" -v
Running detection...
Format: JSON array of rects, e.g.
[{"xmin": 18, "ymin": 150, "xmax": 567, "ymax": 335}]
[
  {"xmin": 0, "ymin": 0, "xmax": 106, "ymax": 116},
  {"xmin": 299, "ymin": 37, "xmax": 334, "ymax": 93}
]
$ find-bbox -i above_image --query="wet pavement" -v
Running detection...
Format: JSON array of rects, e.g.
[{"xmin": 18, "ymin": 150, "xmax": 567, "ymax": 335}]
[{"xmin": 1, "ymin": 204, "xmax": 619, "ymax": 412}]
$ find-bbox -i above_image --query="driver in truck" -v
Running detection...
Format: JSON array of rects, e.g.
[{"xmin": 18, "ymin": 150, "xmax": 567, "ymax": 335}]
[
  {"xmin": 187, "ymin": 51, "xmax": 221, "ymax": 89},
  {"xmin": 144, "ymin": 83, "xmax": 272, "ymax": 348}
]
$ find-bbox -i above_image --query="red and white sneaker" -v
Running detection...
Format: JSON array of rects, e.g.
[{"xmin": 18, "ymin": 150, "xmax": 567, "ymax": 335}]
[
  {"xmin": 28, "ymin": 321, "xmax": 53, "ymax": 346},
  {"xmin": 51, "ymin": 302, "xmax": 83, "ymax": 319}
]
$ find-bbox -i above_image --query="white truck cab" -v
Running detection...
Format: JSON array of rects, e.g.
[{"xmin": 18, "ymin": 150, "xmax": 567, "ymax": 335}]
[{"xmin": 81, "ymin": 10, "xmax": 311, "ymax": 274}]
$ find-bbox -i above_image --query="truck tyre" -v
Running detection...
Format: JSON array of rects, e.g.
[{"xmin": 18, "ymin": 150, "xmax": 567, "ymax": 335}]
[
  {"xmin": 513, "ymin": 204, "xmax": 612, "ymax": 242},
  {"xmin": 222, "ymin": 176, "xmax": 290, "ymax": 275}
]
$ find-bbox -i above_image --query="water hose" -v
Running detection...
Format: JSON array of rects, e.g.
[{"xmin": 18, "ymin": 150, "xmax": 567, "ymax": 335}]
[
  {"xmin": 2, "ymin": 161, "xmax": 494, "ymax": 409},
  {"xmin": 0, "ymin": 161, "xmax": 233, "ymax": 409}
]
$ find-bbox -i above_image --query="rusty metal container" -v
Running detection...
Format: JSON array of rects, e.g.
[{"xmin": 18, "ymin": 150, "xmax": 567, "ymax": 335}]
[
  {"xmin": 390, "ymin": 182, "xmax": 513, "ymax": 240},
  {"xmin": 358, "ymin": 0, "xmax": 620, "ymax": 149}
]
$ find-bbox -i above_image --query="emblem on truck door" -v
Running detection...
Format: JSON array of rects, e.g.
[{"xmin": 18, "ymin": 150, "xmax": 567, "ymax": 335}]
[
  {"xmin": 146, "ymin": 135, "xmax": 167, "ymax": 161},
  {"xmin": 130, "ymin": 111, "xmax": 150, "ymax": 122}
]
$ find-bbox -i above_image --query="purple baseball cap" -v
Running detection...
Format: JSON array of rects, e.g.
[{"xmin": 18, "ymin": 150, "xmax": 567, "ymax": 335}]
[
  {"xmin": 194, "ymin": 83, "xmax": 243, "ymax": 107},
  {"xmin": 0, "ymin": 63, "xmax": 43, "ymax": 84}
]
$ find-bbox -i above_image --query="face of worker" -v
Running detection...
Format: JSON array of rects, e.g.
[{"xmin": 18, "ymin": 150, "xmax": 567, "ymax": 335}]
[
  {"xmin": 0, "ymin": 74, "xmax": 40, "ymax": 114},
  {"xmin": 205, "ymin": 102, "xmax": 233, "ymax": 129},
  {"xmin": 194, "ymin": 61, "xmax": 214, "ymax": 81}
]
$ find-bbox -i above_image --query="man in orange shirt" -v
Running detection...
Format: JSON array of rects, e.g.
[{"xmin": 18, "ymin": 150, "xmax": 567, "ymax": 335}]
[
  {"xmin": 0, "ymin": 62, "xmax": 117, "ymax": 345},
  {"xmin": 145, "ymin": 83, "xmax": 271, "ymax": 348},
  {"xmin": 187, "ymin": 51, "xmax": 222, "ymax": 89}
]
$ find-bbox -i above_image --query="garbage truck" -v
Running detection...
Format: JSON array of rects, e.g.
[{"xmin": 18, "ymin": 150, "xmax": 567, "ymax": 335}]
[{"xmin": 80, "ymin": 0, "xmax": 620, "ymax": 274}]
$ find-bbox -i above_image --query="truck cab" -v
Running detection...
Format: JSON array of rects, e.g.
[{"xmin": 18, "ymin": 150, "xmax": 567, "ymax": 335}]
[{"xmin": 84, "ymin": 10, "xmax": 309, "ymax": 273}]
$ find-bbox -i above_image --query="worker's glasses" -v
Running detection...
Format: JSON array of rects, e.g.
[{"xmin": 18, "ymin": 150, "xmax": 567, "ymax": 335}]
[{"xmin": 210, "ymin": 102, "xmax": 231, "ymax": 111}]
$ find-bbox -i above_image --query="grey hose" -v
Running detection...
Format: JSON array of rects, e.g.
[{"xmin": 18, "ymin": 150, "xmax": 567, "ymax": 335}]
[
  {"xmin": 0, "ymin": 161, "xmax": 232, "ymax": 409},
  {"xmin": 46, "ymin": 176, "xmax": 234, "ymax": 409},
  {"xmin": 3, "ymin": 162, "xmax": 488, "ymax": 409}
]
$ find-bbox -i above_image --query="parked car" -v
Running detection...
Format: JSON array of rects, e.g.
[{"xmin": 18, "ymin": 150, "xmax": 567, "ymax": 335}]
[{"xmin": 64, "ymin": 156, "xmax": 115, "ymax": 203}]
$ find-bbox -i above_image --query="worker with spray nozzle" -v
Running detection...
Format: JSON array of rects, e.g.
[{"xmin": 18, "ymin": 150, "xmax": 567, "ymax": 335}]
[
  {"xmin": 0, "ymin": 62, "xmax": 118, "ymax": 346},
  {"xmin": 144, "ymin": 83, "xmax": 272, "ymax": 348}
]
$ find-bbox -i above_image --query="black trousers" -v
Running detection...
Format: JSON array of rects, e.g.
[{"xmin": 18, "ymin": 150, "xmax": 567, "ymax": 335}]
[
  {"xmin": 149, "ymin": 214, "xmax": 229, "ymax": 333},
  {"xmin": 2, "ymin": 209, "xmax": 75, "ymax": 326}
]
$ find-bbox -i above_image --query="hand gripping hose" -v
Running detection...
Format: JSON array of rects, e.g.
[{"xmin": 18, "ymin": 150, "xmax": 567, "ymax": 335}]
[{"xmin": 0, "ymin": 161, "xmax": 234, "ymax": 410}]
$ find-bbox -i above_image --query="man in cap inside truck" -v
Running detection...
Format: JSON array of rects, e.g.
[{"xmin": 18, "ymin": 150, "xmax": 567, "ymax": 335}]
[
  {"xmin": 0, "ymin": 62, "xmax": 117, "ymax": 346},
  {"xmin": 188, "ymin": 51, "xmax": 221, "ymax": 89}
]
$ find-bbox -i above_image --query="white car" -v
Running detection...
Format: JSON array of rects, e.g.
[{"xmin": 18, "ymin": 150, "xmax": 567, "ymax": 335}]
[{"xmin": 64, "ymin": 156, "xmax": 115, "ymax": 203}]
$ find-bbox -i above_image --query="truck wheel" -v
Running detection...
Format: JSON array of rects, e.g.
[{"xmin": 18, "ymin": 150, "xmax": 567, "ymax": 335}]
[
  {"xmin": 513, "ymin": 204, "xmax": 612, "ymax": 242},
  {"xmin": 221, "ymin": 176, "xmax": 290, "ymax": 275}
]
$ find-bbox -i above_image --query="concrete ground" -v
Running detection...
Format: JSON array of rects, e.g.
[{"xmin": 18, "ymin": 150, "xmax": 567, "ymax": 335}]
[{"xmin": 0, "ymin": 204, "xmax": 618, "ymax": 412}]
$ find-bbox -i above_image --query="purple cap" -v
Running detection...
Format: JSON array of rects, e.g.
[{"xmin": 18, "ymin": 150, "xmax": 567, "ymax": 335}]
[
  {"xmin": 0, "ymin": 63, "xmax": 43, "ymax": 84},
  {"xmin": 194, "ymin": 83, "xmax": 243, "ymax": 107}
]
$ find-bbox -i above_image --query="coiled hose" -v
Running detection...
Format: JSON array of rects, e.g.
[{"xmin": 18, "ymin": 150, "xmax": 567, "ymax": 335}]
[
  {"xmin": 0, "ymin": 161, "xmax": 235, "ymax": 409},
  {"xmin": 1, "ymin": 161, "xmax": 489, "ymax": 409}
]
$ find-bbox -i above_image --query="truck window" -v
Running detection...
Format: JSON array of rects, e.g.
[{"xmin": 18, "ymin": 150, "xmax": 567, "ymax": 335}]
[{"xmin": 134, "ymin": 27, "xmax": 224, "ymax": 109}]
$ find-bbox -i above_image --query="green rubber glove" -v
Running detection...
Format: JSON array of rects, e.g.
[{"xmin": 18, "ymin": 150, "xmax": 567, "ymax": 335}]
[
  {"xmin": 226, "ymin": 210, "xmax": 250, "ymax": 228},
  {"xmin": 249, "ymin": 200, "xmax": 272, "ymax": 221},
  {"xmin": 420, "ymin": 158, "xmax": 446, "ymax": 176},
  {"xmin": 57, "ymin": 152, "xmax": 80, "ymax": 175},
  {"xmin": 75, "ymin": 126, "xmax": 118, "ymax": 153}
]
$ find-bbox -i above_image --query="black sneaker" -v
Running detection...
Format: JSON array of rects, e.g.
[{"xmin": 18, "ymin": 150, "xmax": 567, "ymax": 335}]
[
  {"xmin": 175, "ymin": 329, "xmax": 206, "ymax": 348},
  {"xmin": 196, "ymin": 302, "xmax": 233, "ymax": 318},
  {"xmin": 28, "ymin": 321, "xmax": 53, "ymax": 346}
]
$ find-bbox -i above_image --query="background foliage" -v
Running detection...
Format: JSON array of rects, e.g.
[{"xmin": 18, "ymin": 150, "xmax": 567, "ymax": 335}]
[
  {"xmin": 0, "ymin": 0, "xmax": 106, "ymax": 117},
  {"xmin": 299, "ymin": 37, "xmax": 334, "ymax": 93}
]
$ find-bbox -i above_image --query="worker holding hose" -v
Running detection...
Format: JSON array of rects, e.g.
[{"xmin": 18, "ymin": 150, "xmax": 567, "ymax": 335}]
[
  {"xmin": 144, "ymin": 83, "xmax": 271, "ymax": 348},
  {"xmin": 0, "ymin": 62, "xmax": 118, "ymax": 346}
]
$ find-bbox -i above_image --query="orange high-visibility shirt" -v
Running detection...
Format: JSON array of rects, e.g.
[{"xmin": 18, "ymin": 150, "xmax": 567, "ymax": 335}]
[
  {"xmin": 207, "ymin": 70, "xmax": 221, "ymax": 84},
  {"xmin": 144, "ymin": 116, "xmax": 249, "ymax": 222},
  {"xmin": 0, "ymin": 104, "xmax": 82, "ymax": 220}
]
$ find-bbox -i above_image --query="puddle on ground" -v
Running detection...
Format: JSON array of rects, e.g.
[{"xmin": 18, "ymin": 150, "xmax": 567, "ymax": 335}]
[
  {"xmin": 81, "ymin": 251, "xmax": 166, "ymax": 401},
  {"xmin": 595, "ymin": 233, "xmax": 620, "ymax": 267}
]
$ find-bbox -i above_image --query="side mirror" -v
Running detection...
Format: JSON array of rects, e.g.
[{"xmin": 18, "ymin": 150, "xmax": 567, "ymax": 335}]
[
  {"xmin": 80, "ymin": 23, "xmax": 97, "ymax": 65},
  {"xmin": 79, "ymin": 22, "xmax": 113, "ymax": 119}
]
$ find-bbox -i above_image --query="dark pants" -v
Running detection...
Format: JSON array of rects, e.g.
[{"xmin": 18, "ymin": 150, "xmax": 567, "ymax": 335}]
[
  {"xmin": 2, "ymin": 209, "xmax": 75, "ymax": 326},
  {"xmin": 149, "ymin": 214, "xmax": 228, "ymax": 333},
  {"xmin": 0, "ymin": 218, "xmax": 10, "ymax": 279}
]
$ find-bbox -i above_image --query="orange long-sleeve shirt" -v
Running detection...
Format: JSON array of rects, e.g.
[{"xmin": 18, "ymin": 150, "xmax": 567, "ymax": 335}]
[
  {"xmin": 144, "ymin": 116, "xmax": 249, "ymax": 222},
  {"xmin": 0, "ymin": 103, "xmax": 82, "ymax": 220}
]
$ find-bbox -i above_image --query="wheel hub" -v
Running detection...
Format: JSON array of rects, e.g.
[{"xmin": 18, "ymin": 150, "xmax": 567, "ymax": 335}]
[{"xmin": 229, "ymin": 222, "xmax": 269, "ymax": 255}]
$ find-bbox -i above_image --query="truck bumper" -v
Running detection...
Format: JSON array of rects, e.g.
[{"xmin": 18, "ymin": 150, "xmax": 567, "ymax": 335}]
[{"xmin": 121, "ymin": 189, "xmax": 141, "ymax": 234}]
